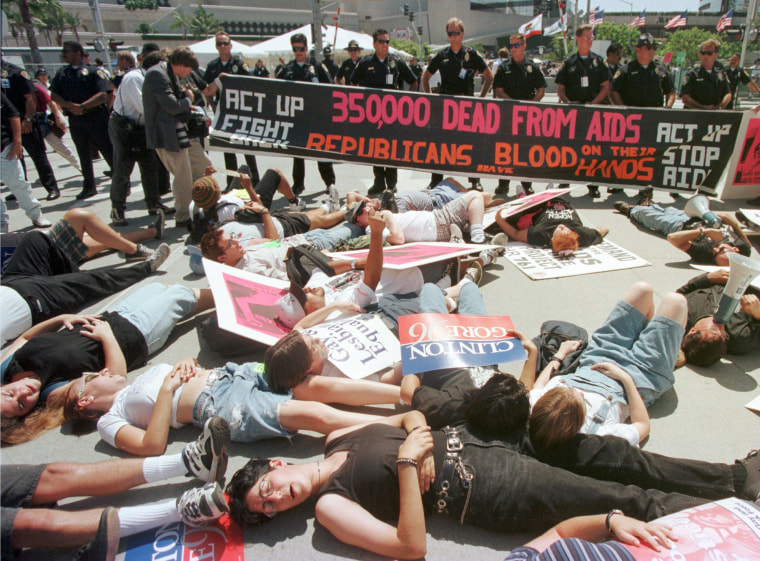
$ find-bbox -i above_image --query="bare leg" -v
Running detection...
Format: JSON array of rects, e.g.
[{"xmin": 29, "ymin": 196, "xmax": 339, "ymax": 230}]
[
  {"xmin": 655, "ymin": 292, "xmax": 688, "ymax": 327},
  {"xmin": 465, "ymin": 191, "xmax": 485, "ymax": 227},
  {"xmin": 30, "ymin": 459, "xmax": 148, "ymax": 505},
  {"xmin": 443, "ymin": 177, "xmax": 468, "ymax": 192},
  {"xmin": 63, "ymin": 208, "xmax": 138, "ymax": 256},
  {"xmin": 82, "ymin": 228, "xmax": 157, "ymax": 259},
  {"xmin": 279, "ymin": 401, "xmax": 382, "ymax": 435},
  {"xmin": 12, "ymin": 508, "xmax": 104, "ymax": 550},
  {"xmin": 620, "ymin": 281, "xmax": 655, "ymax": 320},
  {"xmin": 274, "ymin": 169, "xmax": 296, "ymax": 200},
  {"xmin": 308, "ymin": 209, "xmax": 347, "ymax": 230},
  {"xmin": 192, "ymin": 288, "xmax": 215, "ymax": 314}
]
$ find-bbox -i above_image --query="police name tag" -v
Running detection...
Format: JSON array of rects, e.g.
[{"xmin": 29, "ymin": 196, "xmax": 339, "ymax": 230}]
[
  {"xmin": 581, "ymin": 76, "xmax": 589, "ymax": 88},
  {"xmin": 459, "ymin": 68, "xmax": 467, "ymax": 79},
  {"xmin": 386, "ymin": 73, "xmax": 393, "ymax": 85}
]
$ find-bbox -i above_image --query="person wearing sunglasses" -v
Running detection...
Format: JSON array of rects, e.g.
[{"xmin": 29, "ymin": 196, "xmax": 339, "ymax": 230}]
[
  {"xmin": 681, "ymin": 38, "xmax": 731, "ymax": 110},
  {"xmin": 422, "ymin": 17, "xmax": 493, "ymax": 192},
  {"xmin": 276, "ymin": 33, "xmax": 336, "ymax": 197},
  {"xmin": 350, "ymin": 29, "xmax": 418, "ymax": 195},
  {"xmin": 492, "ymin": 32, "xmax": 546, "ymax": 198},
  {"xmin": 203, "ymin": 31, "xmax": 261, "ymax": 191}
]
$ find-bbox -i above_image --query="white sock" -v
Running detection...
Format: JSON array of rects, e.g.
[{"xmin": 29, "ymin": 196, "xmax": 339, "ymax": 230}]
[
  {"xmin": 436, "ymin": 275, "xmax": 452, "ymax": 289},
  {"xmin": 470, "ymin": 224, "xmax": 485, "ymax": 243},
  {"xmin": 478, "ymin": 250, "xmax": 493, "ymax": 266},
  {"xmin": 142, "ymin": 453, "xmax": 188, "ymax": 483},
  {"xmin": 118, "ymin": 500, "xmax": 181, "ymax": 537}
]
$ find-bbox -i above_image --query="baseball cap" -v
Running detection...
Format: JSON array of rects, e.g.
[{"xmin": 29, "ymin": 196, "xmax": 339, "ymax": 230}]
[
  {"xmin": 637, "ymin": 34, "xmax": 655, "ymax": 48},
  {"xmin": 274, "ymin": 283, "xmax": 308, "ymax": 328},
  {"xmin": 35, "ymin": 68, "xmax": 48, "ymax": 77}
]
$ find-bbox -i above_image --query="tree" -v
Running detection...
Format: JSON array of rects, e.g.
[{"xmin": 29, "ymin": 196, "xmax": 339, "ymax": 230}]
[
  {"xmin": 14, "ymin": 0, "xmax": 43, "ymax": 64},
  {"xmin": 189, "ymin": 6, "xmax": 221, "ymax": 40},
  {"xmin": 661, "ymin": 27, "xmax": 716, "ymax": 66},
  {"xmin": 593, "ymin": 22, "xmax": 641, "ymax": 57},
  {"xmin": 170, "ymin": 7, "xmax": 192, "ymax": 40},
  {"xmin": 136, "ymin": 22, "xmax": 153, "ymax": 37}
]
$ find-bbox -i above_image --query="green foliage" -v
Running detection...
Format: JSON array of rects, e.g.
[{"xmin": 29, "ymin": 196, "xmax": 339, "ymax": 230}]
[
  {"xmin": 136, "ymin": 22, "xmax": 153, "ymax": 37},
  {"xmin": 389, "ymin": 39, "xmax": 424, "ymax": 58},
  {"xmin": 189, "ymin": 6, "xmax": 221, "ymax": 40},
  {"xmin": 549, "ymin": 35, "xmax": 567, "ymax": 60},
  {"xmin": 660, "ymin": 27, "xmax": 716, "ymax": 66},
  {"xmin": 170, "ymin": 7, "xmax": 192, "ymax": 40},
  {"xmin": 124, "ymin": 0, "xmax": 158, "ymax": 11},
  {"xmin": 593, "ymin": 22, "xmax": 641, "ymax": 57}
]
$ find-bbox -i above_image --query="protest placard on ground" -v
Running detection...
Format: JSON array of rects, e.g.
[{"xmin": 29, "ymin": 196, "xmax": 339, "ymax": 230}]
[
  {"xmin": 326, "ymin": 242, "xmax": 489, "ymax": 270},
  {"xmin": 483, "ymin": 186, "xmax": 574, "ymax": 229}
]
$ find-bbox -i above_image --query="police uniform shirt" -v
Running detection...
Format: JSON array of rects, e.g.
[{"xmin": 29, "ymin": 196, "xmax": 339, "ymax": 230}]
[
  {"xmin": 726, "ymin": 65, "xmax": 752, "ymax": 96},
  {"xmin": 493, "ymin": 57, "xmax": 547, "ymax": 100},
  {"xmin": 1, "ymin": 61, "xmax": 36, "ymax": 116},
  {"xmin": 323, "ymin": 58, "xmax": 339, "ymax": 80},
  {"xmin": 252, "ymin": 65, "xmax": 270, "ymax": 78},
  {"xmin": 555, "ymin": 52, "xmax": 611, "ymax": 103},
  {"xmin": 681, "ymin": 64, "xmax": 730, "ymax": 107},
  {"xmin": 276, "ymin": 60, "xmax": 331, "ymax": 84},
  {"xmin": 203, "ymin": 55, "xmax": 251, "ymax": 83},
  {"xmin": 612, "ymin": 60, "xmax": 674, "ymax": 107},
  {"xmin": 350, "ymin": 53, "xmax": 416, "ymax": 90},
  {"xmin": 336, "ymin": 58, "xmax": 359, "ymax": 83},
  {"xmin": 426, "ymin": 46, "xmax": 487, "ymax": 96},
  {"xmin": 50, "ymin": 62, "xmax": 113, "ymax": 108}
]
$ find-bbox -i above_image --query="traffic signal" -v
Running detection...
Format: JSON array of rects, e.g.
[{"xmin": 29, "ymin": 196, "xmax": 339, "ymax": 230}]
[
  {"xmin": 404, "ymin": 4, "xmax": 410, "ymax": 17},
  {"xmin": 559, "ymin": 0, "xmax": 566, "ymax": 9}
]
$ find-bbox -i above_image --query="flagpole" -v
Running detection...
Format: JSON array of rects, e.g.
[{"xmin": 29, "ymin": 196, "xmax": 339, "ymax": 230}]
[{"xmin": 740, "ymin": 0, "xmax": 758, "ymax": 67}]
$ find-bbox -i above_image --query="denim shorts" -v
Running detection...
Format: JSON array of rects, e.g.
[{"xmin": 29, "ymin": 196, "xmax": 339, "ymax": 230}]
[
  {"xmin": 192, "ymin": 362, "xmax": 295, "ymax": 442},
  {"xmin": 2, "ymin": 464, "xmax": 47, "ymax": 560},
  {"xmin": 567, "ymin": 300, "xmax": 685, "ymax": 406}
]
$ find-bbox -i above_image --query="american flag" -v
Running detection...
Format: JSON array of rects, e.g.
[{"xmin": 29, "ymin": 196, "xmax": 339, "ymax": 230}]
[
  {"xmin": 664, "ymin": 11, "xmax": 688, "ymax": 30},
  {"xmin": 716, "ymin": 9, "xmax": 733, "ymax": 33},
  {"xmin": 629, "ymin": 10, "xmax": 646, "ymax": 28},
  {"xmin": 589, "ymin": 7, "xmax": 604, "ymax": 27}
]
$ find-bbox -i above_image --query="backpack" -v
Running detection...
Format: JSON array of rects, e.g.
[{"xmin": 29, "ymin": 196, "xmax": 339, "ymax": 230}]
[
  {"xmin": 285, "ymin": 244, "xmax": 336, "ymax": 288},
  {"xmin": 531, "ymin": 320, "xmax": 589, "ymax": 376}
]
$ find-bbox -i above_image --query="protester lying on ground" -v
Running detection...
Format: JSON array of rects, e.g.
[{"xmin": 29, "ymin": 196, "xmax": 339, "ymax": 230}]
[
  {"xmin": 527, "ymin": 281, "xmax": 687, "ymax": 448},
  {"xmin": 614, "ymin": 200, "xmax": 751, "ymax": 265},
  {"xmin": 225, "ymin": 410, "xmax": 759, "ymax": 559},
  {"xmin": 677, "ymin": 270, "xmax": 760, "ymax": 366},
  {"xmin": 188, "ymin": 173, "xmax": 346, "ymax": 244},
  {"xmin": 63, "ymin": 354, "xmax": 399, "ymax": 456},
  {"xmin": 3, "ymin": 417, "xmax": 231, "ymax": 561},
  {"xmin": 274, "ymin": 211, "xmax": 425, "ymax": 329},
  {"xmin": 352, "ymin": 190, "xmax": 488, "ymax": 244},
  {"xmin": 0, "ymin": 283, "xmax": 211, "ymax": 445},
  {"xmin": 495, "ymin": 197, "xmax": 608, "ymax": 257},
  {"xmin": 1, "ymin": 211, "xmax": 170, "ymax": 345},
  {"xmin": 199, "ymin": 222, "xmax": 365, "ymax": 280}
]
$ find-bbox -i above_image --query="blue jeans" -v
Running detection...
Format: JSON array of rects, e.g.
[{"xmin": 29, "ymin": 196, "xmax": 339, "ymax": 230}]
[
  {"xmin": 565, "ymin": 300, "xmax": 684, "ymax": 407},
  {"xmin": 629, "ymin": 204, "xmax": 689, "ymax": 236},
  {"xmin": 304, "ymin": 222, "xmax": 365, "ymax": 251},
  {"xmin": 419, "ymin": 282, "xmax": 486, "ymax": 315},
  {"xmin": 110, "ymin": 284, "xmax": 197, "ymax": 354},
  {"xmin": 192, "ymin": 362, "xmax": 293, "ymax": 442}
]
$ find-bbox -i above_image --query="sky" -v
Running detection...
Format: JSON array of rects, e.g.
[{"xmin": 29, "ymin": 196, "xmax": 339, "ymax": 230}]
[{"xmin": 577, "ymin": 0, "xmax": 701, "ymax": 14}]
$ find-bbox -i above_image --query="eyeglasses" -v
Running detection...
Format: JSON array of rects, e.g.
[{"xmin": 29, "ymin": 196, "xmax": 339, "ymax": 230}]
[
  {"xmin": 700, "ymin": 50, "xmax": 715, "ymax": 56},
  {"xmin": 258, "ymin": 477, "xmax": 278, "ymax": 518},
  {"xmin": 216, "ymin": 42, "xmax": 230, "ymax": 47},
  {"xmin": 447, "ymin": 30, "xmax": 462, "ymax": 37},
  {"xmin": 292, "ymin": 46, "xmax": 306, "ymax": 52},
  {"xmin": 78, "ymin": 373, "xmax": 87, "ymax": 400},
  {"xmin": 509, "ymin": 43, "xmax": 523, "ymax": 49},
  {"xmin": 375, "ymin": 39, "xmax": 390, "ymax": 44}
]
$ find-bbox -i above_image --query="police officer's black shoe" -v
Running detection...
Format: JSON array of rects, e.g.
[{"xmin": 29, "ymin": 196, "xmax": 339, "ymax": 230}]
[
  {"xmin": 522, "ymin": 183, "xmax": 535, "ymax": 195},
  {"xmin": 75, "ymin": 188, "xmax": 97, "ymax": 200},
  {"xmin": 469, "ymin": 181, "xmax": 484, "ymax": 192},
  {"xmin": 46, "ymin": 188, "xmax": 60, "ymax": 201},
  {"xmin": 103, "ymin": 169, "xmax": 113, "ymax": 178},
  {"xmin": 380, "ymin": 189, "xmax": 398, "ymax": 213},
  {"xmin": 5, "ymin": 194, "xmax": 17, "ymax": 202},
  {"xmin": 110, "ymin": 207, "xmax": 128, "ymax": 227},
  {"xmin": 367, "ymin": 183, "xmax": 385, "ymax": 196},
  {"xmin": 292, "ymin": 183, "xmax": 306, "ymax": 196},
  {"xmin": 587, "ymin": 186, "xmax": 600, "ymax": 198}
]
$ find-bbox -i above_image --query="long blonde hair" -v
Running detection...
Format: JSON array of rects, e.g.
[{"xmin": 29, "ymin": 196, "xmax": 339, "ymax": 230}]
[{"xmin": 0, "ymin": 382, "xmax": 72, "ymax": 446}]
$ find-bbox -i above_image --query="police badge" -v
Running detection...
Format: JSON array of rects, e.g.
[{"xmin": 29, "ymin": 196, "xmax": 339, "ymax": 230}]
[
  {"xmin": 232, "ymin": 65, "xmax": 238, "ymax": 73},
  {"xmin": 390, "ymin": 59, "xmax": 396, "ymax": 69},
  {"xmin": 465, "ymin": 51, "xmax": 470, "ymax": 62},
  {"xmin": 20, "ymin": 70, "xmax": 31, "ymax": 80},
  {"xmin": 527, "ymin": 65, "xmax": 532, "ymax": 73},
  {"xmin": 81, "ymin": 68, "xmax": 89, "ymax": 76}
]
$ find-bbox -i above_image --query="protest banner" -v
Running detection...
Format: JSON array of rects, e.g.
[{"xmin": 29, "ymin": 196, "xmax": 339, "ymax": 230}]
[
  {"xmin": 326, "ymin": 242, "xmax": 489, "ymax": 270},
  {"xmin": 122, "ymin": 515, "xmax": 243, "ymax": 561},
  {"xmin": 623, "ymin": 498, "xmax": 760, "ymax": 561},
  {"xmin": 503, "ymin": 240, "xmax": 649, "ymax": 280},
  {"xmin": 305, "ymin": 314, "xmax": 400, "ymax": 379},
  {"xmin": 398, "ymin": 314, "xmax": 526, "ymax": 375},
  {"xmin": 483, "ymin": 186, "xmax": 574, "ymax": 229},
  {"xmin": 209, "ymin": 76, "xmax": 743, "ymax": 194},
  {"xmin": 726, "ymin": 112, "xmax": 760, "ymax": 187}
]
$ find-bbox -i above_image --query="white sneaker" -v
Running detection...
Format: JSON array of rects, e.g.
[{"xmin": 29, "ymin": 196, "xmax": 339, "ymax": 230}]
[
  {"xmin": 182, "ymin": 416, "xmax": 230, "ymax": 483},
  {"xmin": 32, "ymin": 216, "xmax": 52, "ymax": 228},
  {"xmin": 449, "ymin": 224, "xmax": 464, "ymax": 244},
  {"xmin": 176, "ymin": 482, "xmax": 230, "ymax": 526},
  {"xmin": 146, "ymin": 243, "xmax": 170, "ymax": 272},
  {"xmin": 327, "ymin": 184, "xmax": 340, "ymax": 212},
  {"xmin": 289, "ymin": 198, "xmax": 306, "ymax": 212}
]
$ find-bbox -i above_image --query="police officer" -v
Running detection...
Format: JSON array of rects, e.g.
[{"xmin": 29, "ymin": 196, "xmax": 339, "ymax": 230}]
[
  {"xmin": 277, "ymin": 32, "xmax": 336, "ymax": 196},
  {"xmin": 422, "ymin": 17, "xmax": 492, "ymax": 191},
  {"xmin": 408, "ymin": 56, "xmax": 423, "ymax": 88},
  {"xmin": 351, "ymin": 29, "xmax": 418, "ymax": 194},
  {"xmin": 49, "ymin": 41, "xmax": 114, "ymax": 200},
  {"xmin": 322, "ymin": 45, "xmax": 339, "ymax": 81},
  {"xmin": 1, "ymin": 60, "xmax": 60, "ymax": 200},
  {"xmin": 555, "ymin": 24, "xmax": 611, "ymax": 198},
  {"xmin": 493, "ymin": 32, "xmax": 546, "ymax": 198},
  {"xmin": 203, "ymin": 31, "xmax": 260, "ymax": 188},
  {"xmin": 725, "ymin": 53, "xmax": 760, "ymax": 110},
  {"xmin": 681, "ymin": 38, "xmax": 731, "ymax": 110},
  {"xmin": 335, "ymin": 40, "xmax": 362, "ymax": 85},
  {"xmin": 252, "ymin": 59, "xmax": 270, "ymax": 78},
  {"xmin": 611, "ymin": 33, "xmax": 675, "ymax": 204}
]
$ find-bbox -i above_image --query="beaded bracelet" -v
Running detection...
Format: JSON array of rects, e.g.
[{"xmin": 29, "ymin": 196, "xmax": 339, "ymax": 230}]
[{"xmin": 396, "ymin": 458, "xmax": 418, "ymax": 467}]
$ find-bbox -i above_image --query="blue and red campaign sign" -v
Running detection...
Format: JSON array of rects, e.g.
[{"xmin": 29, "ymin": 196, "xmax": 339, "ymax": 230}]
[{"xmin": 398, "ymin": 314, "xmax": 527, "ymax": 375}]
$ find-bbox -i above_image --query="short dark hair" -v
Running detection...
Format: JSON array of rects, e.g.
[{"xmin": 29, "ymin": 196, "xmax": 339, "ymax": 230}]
[
  {"xmin": 263, "ymin": 330, "xmax": 312, "ymax": 393},
  {"xmin": 576, "ymin": 24, "xmax": 593, "ymax": 38},
  {"xmin": 141, "ymin": 50, "xmax": 165, "ymax": 70},
  {"xmin": 63, "ymin": 41, "xmax": 84, "ymax": 55},
  {"xmin": 290, "ymin": 33, "xmax": 308, "ymax": 47},
  {"xmin": 199, "ymin": 229, "xmax": 225, "ymax": 262},
  {"xmin": 681, "ymin": 330, "xmax": 727, "ymax": 367},
  {"xmin": 463, "ymin": 374, "xmax": 529, "ymax": 436},
  {"xmin": 607, "ymin": 43, "xmax": 623, "ymax": 56},
  {"xmin": 373, "ymin": 29, "xmax": 389, "ymax": 41},
  {"xmin": 141, "ymin": 42, "xmax": 161, "ymax": 56},
  {"xmin": 168, "ymin": 46, "xmax": 199, "ymax": 70},
  {"xmin": 226, "ymin": 458, "xmax": 275, "ymax": 526}
]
